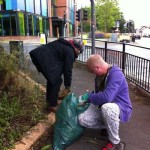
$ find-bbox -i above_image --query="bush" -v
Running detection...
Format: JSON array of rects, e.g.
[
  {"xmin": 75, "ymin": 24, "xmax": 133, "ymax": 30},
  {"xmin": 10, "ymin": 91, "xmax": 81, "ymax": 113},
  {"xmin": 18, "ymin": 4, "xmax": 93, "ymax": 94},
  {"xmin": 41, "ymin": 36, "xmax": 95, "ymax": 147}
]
[
  {"xmin": 95, "ymin": 33, "xmax": 104, "ymax": 38},
  {"xmin": 88, "ymin": 32, "xmax": 110, "ymax": 39},
  {"xmin": 0, "ymin": 47, "xmax": 46, "ymax": 150}
]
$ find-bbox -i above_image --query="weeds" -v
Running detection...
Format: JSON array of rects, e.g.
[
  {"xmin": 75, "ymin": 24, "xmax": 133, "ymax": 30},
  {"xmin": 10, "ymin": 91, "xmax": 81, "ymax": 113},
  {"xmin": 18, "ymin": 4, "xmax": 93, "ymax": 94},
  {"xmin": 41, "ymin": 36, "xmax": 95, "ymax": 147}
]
[{"xmin": 0, "ymin": 46, "xmax": 46, "ymax": 149}]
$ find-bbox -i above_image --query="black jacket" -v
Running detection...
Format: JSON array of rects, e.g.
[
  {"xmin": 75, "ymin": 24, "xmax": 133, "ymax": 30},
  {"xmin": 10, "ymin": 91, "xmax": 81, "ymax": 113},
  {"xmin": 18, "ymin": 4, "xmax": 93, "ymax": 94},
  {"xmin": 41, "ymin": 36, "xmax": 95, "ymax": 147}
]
[{"xmin": 29, "ymin": 38, "xmax": 76, "ymax": 85}]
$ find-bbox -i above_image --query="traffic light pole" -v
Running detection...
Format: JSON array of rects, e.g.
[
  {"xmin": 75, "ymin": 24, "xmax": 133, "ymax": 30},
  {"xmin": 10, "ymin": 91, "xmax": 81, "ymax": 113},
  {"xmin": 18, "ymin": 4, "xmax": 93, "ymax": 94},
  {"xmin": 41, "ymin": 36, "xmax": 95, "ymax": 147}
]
[
  {"xmin": 90, "ymin": 0, "xmax": 96, "ymax": 54},
  {"xmin": 76, "ymin": 7, "xmax": 88, "ymax": 42},
  {"xmin": 80, "ymin": 7, "xmax": 83, "ymax": 41},
  {"xmin": 63, "ymin": 11, "xmax": 66, "ymax": 37}
]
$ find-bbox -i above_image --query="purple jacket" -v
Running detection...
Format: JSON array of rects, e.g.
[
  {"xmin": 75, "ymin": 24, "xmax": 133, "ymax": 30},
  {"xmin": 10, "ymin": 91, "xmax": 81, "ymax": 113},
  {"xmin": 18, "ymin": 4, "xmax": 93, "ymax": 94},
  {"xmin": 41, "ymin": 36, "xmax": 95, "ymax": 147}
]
[{"xmin": 88, "ymin": 66, "xmax": 132, "ymax": 122}]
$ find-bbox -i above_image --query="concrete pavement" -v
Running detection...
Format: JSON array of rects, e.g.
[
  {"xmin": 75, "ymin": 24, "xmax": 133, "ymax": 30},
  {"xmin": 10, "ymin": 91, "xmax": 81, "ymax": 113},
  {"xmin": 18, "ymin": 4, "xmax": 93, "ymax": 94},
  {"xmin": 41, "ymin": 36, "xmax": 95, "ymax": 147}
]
[
  {"xmin": 68, "ymin": 63, "xmax": 150, "ymax": 150},
  {"xmin": 36, "ymin": 63, "xmax": 150, "ymax": 150}
]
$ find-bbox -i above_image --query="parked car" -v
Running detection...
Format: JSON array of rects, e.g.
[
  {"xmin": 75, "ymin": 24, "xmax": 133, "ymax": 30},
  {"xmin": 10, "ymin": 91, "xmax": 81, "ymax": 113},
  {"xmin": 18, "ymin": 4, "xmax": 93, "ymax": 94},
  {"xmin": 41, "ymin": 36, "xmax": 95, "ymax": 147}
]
[
  {"xmin": 119, "ymin": 34, "xmax": 131, "ymax": 43},
  {"xmin": 132, "ymin": 34, "xmax": 141, "ymax": 39},
  {"xmin": 143, "ymin": 33, "xmax": 150, "ymax": 37}
]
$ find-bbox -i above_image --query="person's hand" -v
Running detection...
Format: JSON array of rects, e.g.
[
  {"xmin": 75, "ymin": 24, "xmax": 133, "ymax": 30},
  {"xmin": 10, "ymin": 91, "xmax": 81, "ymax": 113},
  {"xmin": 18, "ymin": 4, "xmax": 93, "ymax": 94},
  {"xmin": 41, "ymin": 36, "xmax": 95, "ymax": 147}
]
[
  {"xmin": 58, "ymin": 87, "xmax": 70, "ymax": 99},
  {"xmin": 81, "ymin": 93, "xmax": 89, "ymax": 101},
  {"xmin": 77, "ymin": 101, "xmax": 88, "ymax": 107},
  {"xmin": 77, "ymin": 92, "xmax": 89, "ymax": 107}
]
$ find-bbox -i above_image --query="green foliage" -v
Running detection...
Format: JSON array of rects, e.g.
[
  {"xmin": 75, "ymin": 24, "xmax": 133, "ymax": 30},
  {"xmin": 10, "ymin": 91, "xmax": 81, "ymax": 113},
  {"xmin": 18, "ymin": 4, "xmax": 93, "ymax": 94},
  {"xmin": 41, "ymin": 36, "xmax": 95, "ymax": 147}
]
[
  {"xmin": 119, "ymin": 14, "xmax": 126, "ymax": 33},
  {"xmin": 95, "ymin": 0, "xmax": 121, "ymax": 32},
  {"xmin": 78, "ymin": 7, "xmax": 91, "ymax": 32},
  {"xmin": 83, "ymin": 0, "xmax": 125, "ymax": 33},
  {"xmin": 82, "ymin": 22, "xmax": 90, "ymax": 32},
  {"xmin": 0, "ymin": 93, "xmax": 21, "ymax": 148},
  {"xmin": 41, "ymin": 144, "xmax": 51, "ymax": 150},
  {"xmin": 0, "ymin": 0, "xmax": 3, "ymax": 4},
  {"xmin": 0, "ymin": 48, "xmax": 46, "ymax": 150},
  {"xmin": 0, "ymin": 47, "xmax": 19, "ymax": 90}
]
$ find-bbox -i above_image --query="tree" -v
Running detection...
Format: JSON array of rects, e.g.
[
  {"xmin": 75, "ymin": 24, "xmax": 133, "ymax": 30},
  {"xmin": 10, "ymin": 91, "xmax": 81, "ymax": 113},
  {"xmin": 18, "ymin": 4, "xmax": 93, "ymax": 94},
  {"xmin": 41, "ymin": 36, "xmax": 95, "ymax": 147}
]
[
  {"xmin": 119, "ymin": 13, "xmax": 126, "ymax": 33},
  {"xmin": 95, "ymin": 0, "xmax": 122, "ymax": 32},
  {"xmin": 0, "ymin": 0, "xmax": 4, "ymax": 4},
  {"xmin": 82, "ymin": 7, "xmax": 91, "ymax": 32}
]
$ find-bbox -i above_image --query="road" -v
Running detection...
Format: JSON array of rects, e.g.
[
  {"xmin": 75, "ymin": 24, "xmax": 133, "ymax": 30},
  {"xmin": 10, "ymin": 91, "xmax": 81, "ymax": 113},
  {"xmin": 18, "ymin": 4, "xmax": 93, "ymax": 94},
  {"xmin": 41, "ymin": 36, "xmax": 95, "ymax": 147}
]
[
  {"xmin": 94, "ymin": 37, "xmax": 150, "ymax": 59},
  {"xmin": 136, "ymin": 37, "xmax": 150, "ymax": 48},
  {"xmin": 0, "ymin": 37, "xmax": 150, "ymax": 60}
]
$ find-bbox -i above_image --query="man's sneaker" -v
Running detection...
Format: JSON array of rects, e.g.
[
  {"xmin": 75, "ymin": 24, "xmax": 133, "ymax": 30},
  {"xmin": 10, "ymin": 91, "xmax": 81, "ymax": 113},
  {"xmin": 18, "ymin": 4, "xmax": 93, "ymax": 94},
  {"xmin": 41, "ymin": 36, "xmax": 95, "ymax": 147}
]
[{"xmin": 102, "ymin": 142, "xmax": 125, "ymax": 150}]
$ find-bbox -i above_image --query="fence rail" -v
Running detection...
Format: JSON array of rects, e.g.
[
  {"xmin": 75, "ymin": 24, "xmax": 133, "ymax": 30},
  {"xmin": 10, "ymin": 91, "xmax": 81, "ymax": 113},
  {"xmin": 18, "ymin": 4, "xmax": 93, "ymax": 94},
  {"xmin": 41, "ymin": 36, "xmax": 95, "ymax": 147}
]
[
  {"xmin": 1, "ymin": 39, "xmax": 149, "ymax": 93},
  {"xmin": 77, "ymin": 40, "xmax": 150, "ymax": 93}
]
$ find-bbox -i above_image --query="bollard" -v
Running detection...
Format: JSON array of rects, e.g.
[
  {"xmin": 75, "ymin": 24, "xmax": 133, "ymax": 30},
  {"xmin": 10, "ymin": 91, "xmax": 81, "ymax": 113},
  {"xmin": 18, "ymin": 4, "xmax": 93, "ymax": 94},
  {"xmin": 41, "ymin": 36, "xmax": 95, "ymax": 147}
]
[{"xmin": 9, "ymin": 41, "xmax": 24, "ymax": 69}]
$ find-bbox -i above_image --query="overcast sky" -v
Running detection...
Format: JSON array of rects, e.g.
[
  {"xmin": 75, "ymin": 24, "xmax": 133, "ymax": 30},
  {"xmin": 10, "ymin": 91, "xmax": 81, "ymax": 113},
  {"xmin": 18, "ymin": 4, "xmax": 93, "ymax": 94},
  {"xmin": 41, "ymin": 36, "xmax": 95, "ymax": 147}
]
[{"xmin": 76, "ymin": 0, "xmax": 150, "ymax": 28}]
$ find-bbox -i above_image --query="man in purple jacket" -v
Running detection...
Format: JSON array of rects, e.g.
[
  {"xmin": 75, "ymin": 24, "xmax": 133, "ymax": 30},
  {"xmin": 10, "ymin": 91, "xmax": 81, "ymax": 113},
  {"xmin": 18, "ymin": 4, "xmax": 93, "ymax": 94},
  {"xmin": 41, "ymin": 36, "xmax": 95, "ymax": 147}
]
[{"xmin": 78, "ymin": 54, "xmax": 132, "ymax": 150}]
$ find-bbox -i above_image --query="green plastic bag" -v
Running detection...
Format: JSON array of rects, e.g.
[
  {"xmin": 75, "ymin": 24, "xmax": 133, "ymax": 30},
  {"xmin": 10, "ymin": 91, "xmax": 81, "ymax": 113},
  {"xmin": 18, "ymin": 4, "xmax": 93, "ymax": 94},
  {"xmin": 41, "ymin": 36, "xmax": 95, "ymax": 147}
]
[{"xmin": 53, "ymin": 93, "xmax": 89, "ymax": 150}]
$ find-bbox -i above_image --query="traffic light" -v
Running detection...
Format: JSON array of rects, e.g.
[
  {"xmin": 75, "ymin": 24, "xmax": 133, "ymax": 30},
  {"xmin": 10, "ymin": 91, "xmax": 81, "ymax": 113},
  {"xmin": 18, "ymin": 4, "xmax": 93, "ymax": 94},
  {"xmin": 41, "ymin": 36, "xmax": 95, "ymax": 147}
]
[
  {"xmin": 127, "ymin": 21, "xmax": 132, "ymax": 28},
  {"xmin": 76, "ymin": 9, "xmax": 81, "ymax": 21},
  {"xmin": 83, "ymin": 9, "xmax": 88, "ymax": 21}
]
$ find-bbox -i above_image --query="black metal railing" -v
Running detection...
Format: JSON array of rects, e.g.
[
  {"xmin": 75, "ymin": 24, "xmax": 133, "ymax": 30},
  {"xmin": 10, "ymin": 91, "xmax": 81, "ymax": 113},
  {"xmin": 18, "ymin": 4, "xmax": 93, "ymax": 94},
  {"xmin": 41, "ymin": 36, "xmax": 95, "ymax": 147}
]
[
  {"xmin": 2, "ymin": 39, "xmax": 149, "ymax": 93},
  {"xmin": 77, "ymin": 40, "xmax": 150, "ymax": 93}
]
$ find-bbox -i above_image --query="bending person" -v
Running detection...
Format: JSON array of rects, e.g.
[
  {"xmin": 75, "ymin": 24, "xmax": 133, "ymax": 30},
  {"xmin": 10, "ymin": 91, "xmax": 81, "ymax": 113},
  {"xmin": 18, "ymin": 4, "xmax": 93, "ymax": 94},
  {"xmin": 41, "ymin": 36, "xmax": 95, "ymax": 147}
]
[{"xmin": 30, "ymin": 38, "xmax": 84, "ymax": 110}]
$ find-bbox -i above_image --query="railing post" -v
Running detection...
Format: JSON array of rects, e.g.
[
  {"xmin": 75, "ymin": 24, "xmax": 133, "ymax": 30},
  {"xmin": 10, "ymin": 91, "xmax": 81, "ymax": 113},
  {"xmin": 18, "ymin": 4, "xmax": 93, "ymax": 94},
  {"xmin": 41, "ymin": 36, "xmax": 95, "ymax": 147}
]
[
  {"xmin": 90, "ymin": 0, "xmax": 96, "ymax": 54},
  {"xmin": 122, "ymin": 43, "xmax": 126, "ymax": 74},
  {"xmin": 104, "ymin": 41, "xmax": 107, "ymax": 62}
]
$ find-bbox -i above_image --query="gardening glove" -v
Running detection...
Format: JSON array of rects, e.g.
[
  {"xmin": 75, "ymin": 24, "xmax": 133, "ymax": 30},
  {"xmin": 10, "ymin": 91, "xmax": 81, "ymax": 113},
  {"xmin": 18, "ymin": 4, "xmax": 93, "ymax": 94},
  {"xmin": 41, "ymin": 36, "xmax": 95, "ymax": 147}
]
[
  {"xmin": 77, "ymin": 92, "xmax": 89, "ymax": 107},
  {"xmin": 58, "ymin": 87, "xmax": 70, "ymax": 99},
  {"xmin": 82, "ymin": 92, "xmax": 89, "ymax": 101}
]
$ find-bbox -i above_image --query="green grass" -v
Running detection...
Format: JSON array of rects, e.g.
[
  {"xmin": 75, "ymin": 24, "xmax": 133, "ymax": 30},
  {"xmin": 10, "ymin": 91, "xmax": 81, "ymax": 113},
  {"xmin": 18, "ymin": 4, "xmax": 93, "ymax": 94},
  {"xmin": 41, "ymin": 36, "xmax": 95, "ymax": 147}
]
[{"xmin": 0, "ymin": 46, "xmax": 47, "ymax": 150}]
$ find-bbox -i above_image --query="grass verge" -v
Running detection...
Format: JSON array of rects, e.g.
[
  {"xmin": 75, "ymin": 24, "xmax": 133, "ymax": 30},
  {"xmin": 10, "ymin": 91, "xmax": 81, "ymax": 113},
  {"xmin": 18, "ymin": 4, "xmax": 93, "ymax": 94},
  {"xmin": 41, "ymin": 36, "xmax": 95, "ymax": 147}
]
[{"xmin": 0, "ymin": 46, "xmax": 47, "ymax": 150}]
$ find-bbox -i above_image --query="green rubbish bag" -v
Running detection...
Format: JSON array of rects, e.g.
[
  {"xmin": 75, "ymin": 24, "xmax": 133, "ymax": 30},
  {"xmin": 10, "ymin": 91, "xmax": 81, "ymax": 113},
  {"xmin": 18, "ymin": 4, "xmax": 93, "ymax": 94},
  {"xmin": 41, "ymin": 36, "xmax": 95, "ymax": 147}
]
[{"xmin": 53, "ymin": 93, "xmax": 89, "ymax": 150}]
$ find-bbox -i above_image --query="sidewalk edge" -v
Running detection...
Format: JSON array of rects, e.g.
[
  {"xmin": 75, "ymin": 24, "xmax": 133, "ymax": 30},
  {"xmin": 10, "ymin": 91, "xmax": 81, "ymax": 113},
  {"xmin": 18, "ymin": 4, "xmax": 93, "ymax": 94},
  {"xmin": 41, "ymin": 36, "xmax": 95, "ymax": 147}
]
[{"xmin": 10, "ymin": 71, "xmax": 57, "ymax": 150}]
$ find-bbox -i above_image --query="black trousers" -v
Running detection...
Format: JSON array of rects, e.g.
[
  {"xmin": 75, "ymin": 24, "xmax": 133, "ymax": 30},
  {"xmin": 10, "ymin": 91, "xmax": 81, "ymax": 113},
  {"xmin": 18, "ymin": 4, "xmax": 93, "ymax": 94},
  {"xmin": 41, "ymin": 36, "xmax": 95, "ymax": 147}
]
[{"xmin": 46, "ymin": 77, "xmax": 62, "ymax": 107}]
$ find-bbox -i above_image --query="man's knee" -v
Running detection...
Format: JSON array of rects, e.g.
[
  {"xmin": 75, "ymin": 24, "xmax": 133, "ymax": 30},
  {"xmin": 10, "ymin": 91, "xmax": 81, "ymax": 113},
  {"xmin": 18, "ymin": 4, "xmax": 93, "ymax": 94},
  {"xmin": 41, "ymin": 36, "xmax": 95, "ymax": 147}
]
[
  {"xmin": 78, "ymin": 113, "xmax": 85, "ymax": 126},
  {"xmin": 101, "ymin": 103, "xmax": 120, "ymax": 121},
  {"xmin": 101, "ymin": 103, "xmax": 110, "ymax": 114}
]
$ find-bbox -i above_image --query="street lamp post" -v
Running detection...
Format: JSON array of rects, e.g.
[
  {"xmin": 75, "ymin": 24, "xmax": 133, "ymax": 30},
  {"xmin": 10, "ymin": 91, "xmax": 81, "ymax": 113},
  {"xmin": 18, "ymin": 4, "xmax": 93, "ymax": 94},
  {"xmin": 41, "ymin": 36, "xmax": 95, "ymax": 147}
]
[
  {"xmin": 90, "ymin": 0, "xmax": 96, "ymax": 54},
  {"xmin": 74, "ymin": 3, "xmax": 77, "ymax": 37},
  {"xmin": 63, "ymin": 11, "xmax": 66, "ymax": 37},
  {"xmin": 80, "ymin": 6, "xmax": 83, "ymax": 41},
  {"xmin": 116, "ymin": 19, "xmax": 120, "ymax": 32}
]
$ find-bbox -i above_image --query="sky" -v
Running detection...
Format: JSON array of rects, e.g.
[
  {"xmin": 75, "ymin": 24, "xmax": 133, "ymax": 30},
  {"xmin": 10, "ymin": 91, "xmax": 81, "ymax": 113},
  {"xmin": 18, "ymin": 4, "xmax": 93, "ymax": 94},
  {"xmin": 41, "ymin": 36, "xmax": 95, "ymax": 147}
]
[{"xmin": 76, "ymin": 0, "xmax": 150, "ymax": 29}]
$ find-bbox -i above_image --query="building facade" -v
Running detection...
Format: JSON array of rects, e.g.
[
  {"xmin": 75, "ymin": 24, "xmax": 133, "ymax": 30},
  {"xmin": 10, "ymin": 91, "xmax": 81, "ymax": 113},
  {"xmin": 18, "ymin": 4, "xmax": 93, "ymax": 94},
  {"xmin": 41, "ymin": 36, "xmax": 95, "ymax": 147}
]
[
  {"xmin": 0, "ymin": 0, "xmax": 77, "ymax": 37},
  {"xmin": 50, "ymin": 0, "xmax": 77, "ymax": 37}
]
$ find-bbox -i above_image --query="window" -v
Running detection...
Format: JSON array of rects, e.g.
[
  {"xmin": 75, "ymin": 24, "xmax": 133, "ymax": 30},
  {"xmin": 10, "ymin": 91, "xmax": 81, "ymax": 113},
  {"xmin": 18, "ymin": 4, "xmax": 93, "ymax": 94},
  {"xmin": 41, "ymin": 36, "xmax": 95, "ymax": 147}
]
[
  {"xmin": 18, "ymin": 12, "xmax": 25, "ymax": 35},
  {"xmin": 0, "ymin": 14, "xmax": 2, "ymax": 36},
  {"xmin": 3, "ymin": 14, "xmax": 10, "ymax": 35},
  {"xmin": 17, "ymin": 0, "xmax": 25, "ymax": 11},
  {"xmin": 35, "ymin": 0, "xmax": 41, "ymax": 15},
  {"xmin": 41, "ymin": 0, "xmax": 47, "ymax": 16},
  {"xmin": 25, "ymin": 0, "xmax": 34, "ymax": 13},
  {"xmin": 28, "ymin": 15, "xmax": 33, "ymax": 35},
  {"xmin": 10, "ymin": 14, "xmax": 17, "ymax": 35}
]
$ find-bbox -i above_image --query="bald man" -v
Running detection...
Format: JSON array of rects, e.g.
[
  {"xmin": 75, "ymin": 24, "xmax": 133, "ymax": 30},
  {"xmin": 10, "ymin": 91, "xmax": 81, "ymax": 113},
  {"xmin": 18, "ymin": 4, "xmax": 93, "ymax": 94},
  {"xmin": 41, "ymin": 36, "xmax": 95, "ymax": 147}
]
[{"xmin": 78, "ymin": 54, "xmax": 132, "ymax": 150}]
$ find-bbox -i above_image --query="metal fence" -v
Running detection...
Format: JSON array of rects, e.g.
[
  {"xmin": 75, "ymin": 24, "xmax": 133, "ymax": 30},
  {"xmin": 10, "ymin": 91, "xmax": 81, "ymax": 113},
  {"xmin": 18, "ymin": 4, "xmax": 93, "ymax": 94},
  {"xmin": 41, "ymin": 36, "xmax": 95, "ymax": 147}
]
[
  {"xmin": 1, "ymin": 39, "xmax": 149, "ymax": 93},
  {"xmin": 77, "ymin": 40, "xmax": 150, "ymax": 93}
]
